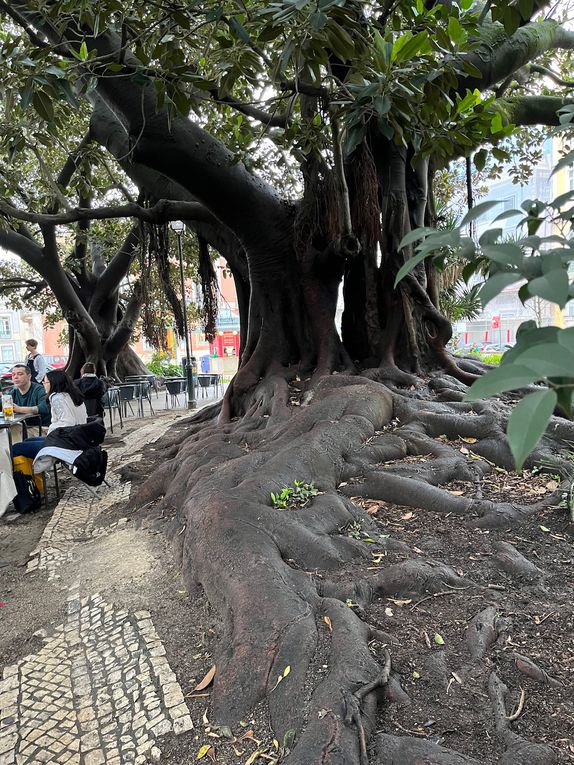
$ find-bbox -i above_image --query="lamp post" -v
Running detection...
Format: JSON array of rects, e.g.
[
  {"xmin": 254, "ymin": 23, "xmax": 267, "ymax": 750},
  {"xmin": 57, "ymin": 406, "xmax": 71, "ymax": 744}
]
[{"xmin": 170, "ymin": 220, "xmax": 197, "ymax": 410}]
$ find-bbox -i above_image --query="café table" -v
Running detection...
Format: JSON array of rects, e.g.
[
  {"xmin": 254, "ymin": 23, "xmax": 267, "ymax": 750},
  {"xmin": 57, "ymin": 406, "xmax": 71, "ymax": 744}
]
[{"xmin": 0, "ymin": 414, "xmax": 31, "ymax": 516}]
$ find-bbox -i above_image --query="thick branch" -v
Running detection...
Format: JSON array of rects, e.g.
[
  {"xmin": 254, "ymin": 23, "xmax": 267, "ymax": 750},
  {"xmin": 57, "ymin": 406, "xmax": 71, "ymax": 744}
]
[
  {"xmin": 497, "ymin": 94, "xmax": 574, "ymax": 125},
  {"xmin": 459, "ymin": 20, "xmax": 574, "ymax": 93},
  {"xmin": 103, "ymin": 282, "xmax": 143, "ymax": 359},
  {"xmin": 92, "ymin": 226, "xmax": 140, "ymax": 306},
  {"xmin": 0, "ymin": 198, "xmax": 215, "ymax": 226}
]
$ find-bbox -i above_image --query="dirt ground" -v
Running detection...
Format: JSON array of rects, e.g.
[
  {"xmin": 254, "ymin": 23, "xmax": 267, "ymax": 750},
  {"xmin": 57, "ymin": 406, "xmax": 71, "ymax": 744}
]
[{"xmin": 1, "ymin": 415, "xmax": 572, "ymax": 765}]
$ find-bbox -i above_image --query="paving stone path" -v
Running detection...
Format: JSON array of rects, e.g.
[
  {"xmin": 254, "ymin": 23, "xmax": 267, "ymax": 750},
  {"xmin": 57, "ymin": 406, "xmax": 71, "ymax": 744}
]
[
  {"xmin": 1, "ymin": 585, "xmax": 193, "ymax": 765},
  {"xmin": 2, "ymin": 415, "xmax": 194, "ymax": 765},
  {"xmin": 27, "ymin": 420, "xmax": 166, "ymax": 580}
]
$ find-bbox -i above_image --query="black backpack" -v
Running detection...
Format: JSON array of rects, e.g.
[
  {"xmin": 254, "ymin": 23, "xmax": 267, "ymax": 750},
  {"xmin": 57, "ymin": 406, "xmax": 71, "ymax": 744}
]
[
  {"xmin": 13, "ymin": 472, "xmax": 42, "ymax": 513},
  {"xmin": 72, "ymin": 447, "xmax": 108, "ymax": 486}
]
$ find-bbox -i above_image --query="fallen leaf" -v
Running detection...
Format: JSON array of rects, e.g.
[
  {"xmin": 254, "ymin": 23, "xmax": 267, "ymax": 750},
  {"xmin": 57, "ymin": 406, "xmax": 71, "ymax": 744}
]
[
  {"xmin": 452, "ymin": 672, "xmax": 462, "ymax": 684},
  {"xmin": 423, "ymin": 631, "xmax": 431, "ymax": 648},
  {"xmin": 245, "ymin": 749, "xmax": 264, "ymax": 765},
  {"xmin": 197, "ymin": 745, "xmax": 211, "ymax": 760},
  {"xmin": 461, "ymin": 437, "xmax": 477, "ymax": 443},
  {"xmin": 232, "ymin": 746, "xmax": 244, "ymax": 756},
  {"xmin": 202, "ymin": 710, "xmax": 209, "ymax": 726},
  {"xmin": 323, "ymin": 616, "xmax": 333, "ymax": 632},
  {"xmin": 546, "ymin": 480, "xmax": 559, "ymax": 491},
  {"xmin": 460, "ymin": 447, "xmax": 469, "ymax": 455},
  {"xmin": 401, "ymin": 511, "xmax": 414, "ymax": 520},
  {"xmin": 384, "ymin": 607, "xmax": 394, "ymax": 617},
  {"xmin": 317, "ymin": 708, "xmax": 330, "ymax": 719},
  {"xmin": 539, "ymin": 525, "xmax": 550, "ymax": 533},
  {"xmin": 434, "ymin": 633, "xmax": 445, "ymax": 646},
  {"xmin": 389, "ymin": 598, "xmax": 412, "ymax": 606},
  {"xmin": 413, "ymin": 546, "xmax": 424, "ymax": 554},
  {"xmin": 194, "ymin": 665, "xmax": 216, "ymax": 692},
  {"xmin": 448, "ymin": 490, "xmax": 464, "ymax": 496},
  {"xmin": 412, "ymin": 671, "xmax": 420, "ymax": 679},
  {"xmin": 206, "ymin": 747, "xmax": 217, "ymax": 762}
]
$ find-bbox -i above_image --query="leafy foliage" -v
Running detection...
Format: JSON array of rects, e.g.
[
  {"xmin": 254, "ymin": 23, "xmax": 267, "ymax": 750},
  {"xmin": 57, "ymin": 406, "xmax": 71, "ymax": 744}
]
[
  {"xmin": 270, "ymin": 480, "xmax": 319, "ymax": 509},
  {"xmin": 398, "ymin": 161, "xmax": 574, "ymax": 469}
]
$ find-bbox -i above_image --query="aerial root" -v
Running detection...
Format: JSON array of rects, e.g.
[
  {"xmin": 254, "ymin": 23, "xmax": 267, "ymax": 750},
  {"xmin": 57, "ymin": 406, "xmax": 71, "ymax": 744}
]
[
  {"xmin": 513, "ymin": 654, "xmax": 562, "ymax": 688},
  {"xmin": 375, "ymin": 734, "xmax": 482, "ymax": 765},
  {"xmin": 464, "ymin": 606, "xmax": 501, "ymax": 661},
  {"xmin": 488, "ymin": 672, "xmax": 557, "ymax": 765},
  {"xmin": 344, "ymin": 649, "xmax": 392, "ymax": 765},
  {"xmin": 493, "ymin": 541, "xmax": 543, "ymax": 582}
]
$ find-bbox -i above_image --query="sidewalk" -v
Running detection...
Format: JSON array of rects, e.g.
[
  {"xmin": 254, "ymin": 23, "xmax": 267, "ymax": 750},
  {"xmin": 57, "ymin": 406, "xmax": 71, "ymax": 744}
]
[{"xmin": 0, "ymin": 405, "xmax": 219, "ymax": 765}]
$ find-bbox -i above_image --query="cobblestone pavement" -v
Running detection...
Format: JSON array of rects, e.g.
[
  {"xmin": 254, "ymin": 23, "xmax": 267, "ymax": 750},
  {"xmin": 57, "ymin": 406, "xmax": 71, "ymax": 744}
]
[
  {"xmin": 0, "ymin": 584, "xmax": 193, "ymax": 765},
  {"xmin": 2, "ymin": 414, "xmax": 195, "ymax": 765},
  {"xmin": 27, "ymin": 419, "xmax": 168, "ymax": 580}
]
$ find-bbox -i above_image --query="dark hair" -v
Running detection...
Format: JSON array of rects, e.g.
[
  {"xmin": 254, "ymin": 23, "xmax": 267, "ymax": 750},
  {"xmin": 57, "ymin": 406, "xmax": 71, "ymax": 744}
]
[
  {"xmin": 81, "ymin": 362, "xmax": 96, "ymax": 375},
  {"xmin": 26, "ymin": 339, "xmax": 38, "ymax": 348},
  {"xmin": 11, "ymin": 363, "xmax": 30, "ymax": 375},
  {"xmin": 47, "ymin": 369, "xmax": 85, "ymax": 406}
]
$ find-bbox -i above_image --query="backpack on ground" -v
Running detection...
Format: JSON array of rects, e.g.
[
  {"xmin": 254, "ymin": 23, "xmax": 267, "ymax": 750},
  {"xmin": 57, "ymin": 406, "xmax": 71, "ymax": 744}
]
[{"xmin": 12, "ymin": 471, "xmax": 42, "ymax": 514}]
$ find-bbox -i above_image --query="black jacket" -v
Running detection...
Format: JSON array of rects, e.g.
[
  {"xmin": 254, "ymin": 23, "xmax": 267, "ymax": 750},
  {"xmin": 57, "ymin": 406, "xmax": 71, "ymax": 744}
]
[
  {"xmin": 74, "ymin": 375, "xmax": 107, "ymax": 417},
  {"xmin": 44, "ymin": 419, "xmax": 106, "ymax": 450}
]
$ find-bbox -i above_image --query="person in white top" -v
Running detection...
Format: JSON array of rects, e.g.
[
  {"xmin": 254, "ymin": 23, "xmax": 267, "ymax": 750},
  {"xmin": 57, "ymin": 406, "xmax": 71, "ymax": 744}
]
[{"xmin": 12, "ymin": 369, "xmax": 87, "ymax": 459}]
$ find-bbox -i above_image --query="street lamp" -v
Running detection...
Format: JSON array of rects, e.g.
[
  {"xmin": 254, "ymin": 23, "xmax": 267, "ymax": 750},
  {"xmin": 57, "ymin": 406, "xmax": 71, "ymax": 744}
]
[{"xmin": 170, "ymin": 220, "xmax": 197, "ymax": 410}]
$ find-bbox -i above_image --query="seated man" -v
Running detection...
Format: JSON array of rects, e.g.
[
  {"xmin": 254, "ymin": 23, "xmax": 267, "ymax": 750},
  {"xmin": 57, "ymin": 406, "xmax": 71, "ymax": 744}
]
[
  {"xmin": 7, "ymin": 364, "xmax": 50, "ymax": 427},
  {"xmin": 74, "ymin": 363, "xmax": 107, "ymax": 418}
]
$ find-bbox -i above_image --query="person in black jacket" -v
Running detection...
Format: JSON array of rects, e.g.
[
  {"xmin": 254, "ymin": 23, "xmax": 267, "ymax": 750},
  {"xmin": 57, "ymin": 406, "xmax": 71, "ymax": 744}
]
[{"xmin": 74, "ymin": 363, "xmax": 107, "ymax": 418}]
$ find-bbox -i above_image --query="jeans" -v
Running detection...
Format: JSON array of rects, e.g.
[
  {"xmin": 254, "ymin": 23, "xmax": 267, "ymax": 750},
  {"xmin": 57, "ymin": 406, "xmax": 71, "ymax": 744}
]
[{"xmin": 12, "ymin": 437, "xmax": 46, "ymax": 459}]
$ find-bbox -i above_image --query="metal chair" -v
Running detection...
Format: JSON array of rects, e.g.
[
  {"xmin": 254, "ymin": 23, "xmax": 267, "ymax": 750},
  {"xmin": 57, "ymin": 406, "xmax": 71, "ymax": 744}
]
[
  {"xmin": 118, "ymin": 384, "xmax": 137, "ymax": 418},
  {"xmin": 101, "ymin": 387, "xmax": 123, "ymax": 433},
  {"xmin": 165, "ymin": 379, "xmax": 186, "ymax": 408},
  {"xmin": 198, "ymin": 376, "xmax": 211, "ymax": 398}
]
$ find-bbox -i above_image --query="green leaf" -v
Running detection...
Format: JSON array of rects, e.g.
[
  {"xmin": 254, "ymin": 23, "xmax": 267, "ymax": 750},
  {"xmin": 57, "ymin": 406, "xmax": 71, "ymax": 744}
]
[
  {"xmin": 507, "ymin": 389, "xmax": 557, "ymax": 470},
  {"xmin": 434, "ymin": 633, "xmax": 445, "ymax": 645},
  {"xmin": 512, "ymin": 343, "xmax": 574, "ymax": 378},
  {"xmin": 529, "ymin": 269, "xmax": 570, "ymax": 308},
  {"xmin": 394, "ymin": 250, "xmax": 430, "ymax": 287},
  {"xmin": 398, "ymin": 227, "xmax": 435, "ymax": 249},
  {"xmin": 550, "ymin": 150, "xmax": 574, "ymax": 176},
  {"xmin": 481, "ymin": 243, "xmax": 523, "ymax": 268},
  {"xmin": 32, "ymin": 90, "xmax": 55, "ymax": 122},
  {"xmin": 474, "ymin": 148, "xmax": 487, "ymax": 171},
  {"xmin": 460, "ymin": 200, "xmax": 501, "ymax": 226},
  {"xmin": 465, "ymin": 364, "xmax": 541, "ymax": 401},
  {"xmin": 478, "ymin": 272, "xmax": 521, "ymax": 307},
  {"xmin": 79, "ymin": 41, "xmax": 89, "ymax": 61}
]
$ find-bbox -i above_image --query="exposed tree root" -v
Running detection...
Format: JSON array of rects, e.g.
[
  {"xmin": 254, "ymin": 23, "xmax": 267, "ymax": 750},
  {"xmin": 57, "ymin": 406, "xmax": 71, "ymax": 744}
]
[{"xmin": 132, "ymin": 373, "xmax": 570, "ymax": 764}]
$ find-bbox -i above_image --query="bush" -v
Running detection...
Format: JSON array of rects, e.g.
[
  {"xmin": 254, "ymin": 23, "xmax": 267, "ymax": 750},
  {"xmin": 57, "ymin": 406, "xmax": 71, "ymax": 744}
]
[{"xmin": 147, "ymin": 351, "xmax": 182, "ymax": 378}]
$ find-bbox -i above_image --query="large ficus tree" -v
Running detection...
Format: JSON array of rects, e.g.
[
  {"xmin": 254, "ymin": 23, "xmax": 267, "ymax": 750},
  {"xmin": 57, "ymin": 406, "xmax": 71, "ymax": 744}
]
[{"xmin": 2, "ymin": 1, "xmax": 574, "ymax": 763}]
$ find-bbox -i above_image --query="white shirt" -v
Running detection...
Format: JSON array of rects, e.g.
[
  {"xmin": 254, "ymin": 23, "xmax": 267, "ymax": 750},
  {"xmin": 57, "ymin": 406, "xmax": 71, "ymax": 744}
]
[{"xmin": 48, "ymin": 393, "xmax": 87, "ymax": 434}]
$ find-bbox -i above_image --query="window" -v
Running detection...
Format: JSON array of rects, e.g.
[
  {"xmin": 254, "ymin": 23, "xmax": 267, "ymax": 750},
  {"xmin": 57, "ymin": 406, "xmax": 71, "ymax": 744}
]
[
  {"xmin": 1, "ymin": 345, "xmax": 15, "ymax": 362},
  {"xmin": 0, "ymin": 317, "xmax": 11, "ymax": 339},
  {"xmin": 503, "ymin": 196, "xmax": 516, "ymax": 210}
]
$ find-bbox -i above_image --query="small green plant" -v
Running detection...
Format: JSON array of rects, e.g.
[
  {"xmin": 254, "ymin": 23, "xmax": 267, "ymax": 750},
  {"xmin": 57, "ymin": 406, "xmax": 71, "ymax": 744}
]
[
  {"xmin": 346, "ymin": 520, "xmax": 364, "ymax": 539},
  {"xmin": 270, "ymin": 480, "xmax": 319, "ymax": 509}
]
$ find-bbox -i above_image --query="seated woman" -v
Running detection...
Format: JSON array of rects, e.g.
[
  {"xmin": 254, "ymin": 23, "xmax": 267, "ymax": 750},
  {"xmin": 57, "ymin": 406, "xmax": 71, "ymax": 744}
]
[{"xmin": 13, "ymin": 370, "xmax": 87, "ymax": 460}]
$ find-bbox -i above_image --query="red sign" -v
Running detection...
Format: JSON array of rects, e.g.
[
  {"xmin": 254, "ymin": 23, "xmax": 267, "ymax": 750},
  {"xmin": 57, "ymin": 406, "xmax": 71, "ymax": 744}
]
[{"xmin": 491, "ymin": 315, "xmax": 500, "ymax": 329}]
